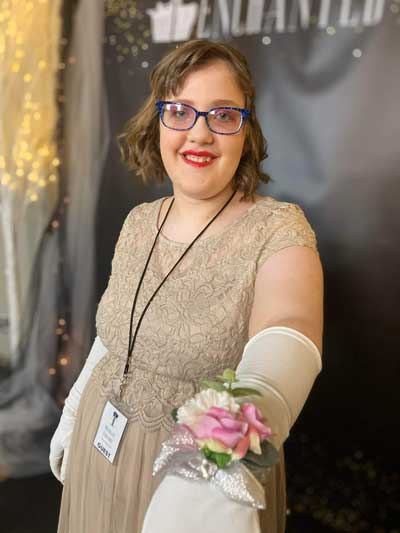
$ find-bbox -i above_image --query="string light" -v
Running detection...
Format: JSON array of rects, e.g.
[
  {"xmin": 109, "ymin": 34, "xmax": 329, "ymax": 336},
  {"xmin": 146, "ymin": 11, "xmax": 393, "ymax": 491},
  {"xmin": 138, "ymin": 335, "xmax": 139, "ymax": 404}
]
[
  {"xmin": 105, "ymin": 1, "xmax": 151, "ymax": 65},
  {"xmin": 0, "ymin": 0, "xmax": 61, "ymax": 203}
]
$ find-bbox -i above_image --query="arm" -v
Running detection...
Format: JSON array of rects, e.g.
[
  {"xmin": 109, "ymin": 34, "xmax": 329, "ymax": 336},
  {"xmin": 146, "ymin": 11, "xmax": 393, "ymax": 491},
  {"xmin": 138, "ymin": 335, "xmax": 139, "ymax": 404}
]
[
  {"xmin": 249, "ymin": 245, "xmax": 323, "ymax": 353},
  {"xmin": 142, "ymin": 212, "xmax": 324, "ymax": 532},
  {"xmin": 237, "ymin": 245, "xmax": 324, "ymax": 450},
  {"xmin": 49, "ymin": 335, "xmax": 108, "ymax": 483}
]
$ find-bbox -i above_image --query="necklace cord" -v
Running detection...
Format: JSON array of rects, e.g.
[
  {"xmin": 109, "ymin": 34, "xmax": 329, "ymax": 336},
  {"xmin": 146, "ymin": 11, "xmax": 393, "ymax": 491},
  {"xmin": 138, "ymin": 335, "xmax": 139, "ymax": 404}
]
[{"xmin": 124, "ymin": 190, "xmax": 236, "ymax": 377}]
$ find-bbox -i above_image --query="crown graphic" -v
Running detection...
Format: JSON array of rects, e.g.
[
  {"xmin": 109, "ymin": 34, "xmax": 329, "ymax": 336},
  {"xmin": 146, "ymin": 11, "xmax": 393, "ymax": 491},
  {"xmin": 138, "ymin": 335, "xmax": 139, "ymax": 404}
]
[{"xmin": 146, "ymin": 0, "xmax": 199, "ymax": 43}]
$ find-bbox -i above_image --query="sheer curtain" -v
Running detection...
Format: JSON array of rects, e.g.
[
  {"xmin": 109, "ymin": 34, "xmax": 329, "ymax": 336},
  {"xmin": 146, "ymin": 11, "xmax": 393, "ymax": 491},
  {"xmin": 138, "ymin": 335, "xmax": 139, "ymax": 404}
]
[{"xmin": 0, "ymin": 0, "xmax": 63, "ymax": 478}]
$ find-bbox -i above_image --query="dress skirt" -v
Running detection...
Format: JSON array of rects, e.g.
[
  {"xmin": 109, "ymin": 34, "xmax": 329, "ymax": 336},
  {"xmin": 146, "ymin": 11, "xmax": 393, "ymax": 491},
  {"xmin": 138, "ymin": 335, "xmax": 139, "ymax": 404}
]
[{"xmin": 57, "ymin": 373, "xmax": 287, "ymax": 533}]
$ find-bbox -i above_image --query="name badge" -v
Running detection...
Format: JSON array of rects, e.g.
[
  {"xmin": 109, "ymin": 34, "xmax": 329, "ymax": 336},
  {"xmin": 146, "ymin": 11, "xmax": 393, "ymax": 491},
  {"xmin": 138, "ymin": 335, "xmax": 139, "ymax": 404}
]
[{"xmin": 93, "ymin": 401, "xmax": 128, "ymax": 464}]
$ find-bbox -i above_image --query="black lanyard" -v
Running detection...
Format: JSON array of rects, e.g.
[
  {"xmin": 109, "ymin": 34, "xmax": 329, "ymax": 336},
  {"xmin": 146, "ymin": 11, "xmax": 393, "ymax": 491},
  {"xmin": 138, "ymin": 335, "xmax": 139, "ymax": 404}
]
[{"xmin": 118, "ymin": 190, "xmax": 236, "ymax": 398}]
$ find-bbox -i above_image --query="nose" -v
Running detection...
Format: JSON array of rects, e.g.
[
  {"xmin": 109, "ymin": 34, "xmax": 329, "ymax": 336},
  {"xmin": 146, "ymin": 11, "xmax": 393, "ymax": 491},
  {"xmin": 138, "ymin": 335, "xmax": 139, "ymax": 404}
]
[{"xmin": 187, "ymin": 115, "xmax": 214, "ymax": 144}]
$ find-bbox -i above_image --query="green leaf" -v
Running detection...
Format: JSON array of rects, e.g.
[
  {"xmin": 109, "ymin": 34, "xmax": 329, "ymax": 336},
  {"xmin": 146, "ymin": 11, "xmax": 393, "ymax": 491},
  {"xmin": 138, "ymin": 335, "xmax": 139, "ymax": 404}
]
[
  {"xmin": 214, "ymin": 453, "xmax": 232, "ymax": 469},
  {"xmin": 199, "ymin": 380, "xmax": 227, "ymax": 392},
  {"xmin": 203, "ymin": 448, "xmax": 232, "ymax": 469},
  {"xmin": 231, "ymin": 387, "xmax": 262, "ymax": 397},
  {"xmin": 202, "ymin": 447, "xmax": 213, "ymax": 459},
  {"xmin": 171, "ymin": 407, "xmax": 178, "ymax": 423}
]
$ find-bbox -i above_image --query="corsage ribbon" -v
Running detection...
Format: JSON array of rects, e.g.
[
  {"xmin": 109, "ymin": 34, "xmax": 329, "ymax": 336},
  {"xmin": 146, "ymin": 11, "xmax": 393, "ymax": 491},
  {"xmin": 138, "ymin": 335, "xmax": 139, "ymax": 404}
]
[{"xmin": 152, "ymin": 426, "xmax": 267, "ymax": 510}]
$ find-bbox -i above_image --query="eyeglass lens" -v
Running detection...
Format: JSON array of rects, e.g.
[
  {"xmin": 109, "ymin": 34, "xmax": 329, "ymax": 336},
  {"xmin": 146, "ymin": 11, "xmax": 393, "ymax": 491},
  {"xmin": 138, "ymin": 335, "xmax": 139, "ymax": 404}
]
[{"xmin": 161, "ymin": 103, "xmax": 243, "ymax": 134}]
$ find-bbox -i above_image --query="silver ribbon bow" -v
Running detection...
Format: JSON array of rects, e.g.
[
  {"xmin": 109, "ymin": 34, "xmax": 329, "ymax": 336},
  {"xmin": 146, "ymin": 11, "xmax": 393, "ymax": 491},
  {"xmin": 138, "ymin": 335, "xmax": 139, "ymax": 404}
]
[{"xmin": 152, "ymin": 426, "xmax": 267, "ymax": 510}]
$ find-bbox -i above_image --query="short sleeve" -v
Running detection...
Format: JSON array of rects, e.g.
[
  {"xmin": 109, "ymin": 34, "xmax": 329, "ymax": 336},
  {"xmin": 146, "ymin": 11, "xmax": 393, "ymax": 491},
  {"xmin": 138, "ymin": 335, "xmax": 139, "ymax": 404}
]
[
  {"xmin": 257, "ymin": 202, "xmax": 319, "ymax": 270},
  {"xmin": 95, "ymin": 206, "xmax": 137, "ymax": 335},
  {"xmin": 109, "ymin": 207, "xmax": 137, "ymax": 273}
]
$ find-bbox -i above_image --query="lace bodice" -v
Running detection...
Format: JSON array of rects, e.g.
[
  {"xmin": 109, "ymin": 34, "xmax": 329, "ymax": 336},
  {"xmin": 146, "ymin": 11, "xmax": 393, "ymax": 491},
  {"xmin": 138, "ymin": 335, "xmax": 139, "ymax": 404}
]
[{"xmin": 93, "ymin": 195, "xmax": 319, "ymax": 432}]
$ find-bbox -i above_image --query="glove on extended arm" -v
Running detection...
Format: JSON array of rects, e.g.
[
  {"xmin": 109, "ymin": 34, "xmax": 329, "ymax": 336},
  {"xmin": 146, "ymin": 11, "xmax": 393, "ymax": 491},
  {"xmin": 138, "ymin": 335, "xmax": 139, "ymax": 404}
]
[
  {"xmin": 141, "ymin": 326, "xmax": 322, "ymax": 532},
  {"xmin": 235, "ymin": 325, "xmax": 322, "ymax": 450}
]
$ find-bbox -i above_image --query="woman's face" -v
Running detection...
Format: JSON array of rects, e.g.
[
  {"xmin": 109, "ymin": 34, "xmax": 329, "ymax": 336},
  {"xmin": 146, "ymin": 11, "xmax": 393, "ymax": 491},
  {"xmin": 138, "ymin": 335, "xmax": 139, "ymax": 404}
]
[{"xmin": 159, "ymin": 60, "xmax": 247, "ymax": 200}]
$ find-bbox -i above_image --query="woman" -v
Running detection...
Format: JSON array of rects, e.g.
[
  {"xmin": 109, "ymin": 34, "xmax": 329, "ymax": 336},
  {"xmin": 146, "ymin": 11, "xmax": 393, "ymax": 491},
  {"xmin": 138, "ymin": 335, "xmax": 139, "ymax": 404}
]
[{"xmin": 50, "ymin": 39, "xmax": 323, "ymax": 533}]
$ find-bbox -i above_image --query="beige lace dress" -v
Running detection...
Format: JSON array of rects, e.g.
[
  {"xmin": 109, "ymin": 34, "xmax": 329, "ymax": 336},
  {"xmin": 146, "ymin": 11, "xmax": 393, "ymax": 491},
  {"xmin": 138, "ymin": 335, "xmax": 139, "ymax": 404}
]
[{"xmin": 57, "ymin": 194, "xmax": 319, "ymax": 533}]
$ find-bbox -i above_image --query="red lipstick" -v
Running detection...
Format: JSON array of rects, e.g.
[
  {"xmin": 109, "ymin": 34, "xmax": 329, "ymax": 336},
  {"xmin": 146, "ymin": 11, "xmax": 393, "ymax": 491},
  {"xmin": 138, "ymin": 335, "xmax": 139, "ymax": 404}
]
[
  {"xmin": 180, "ymin": 150, "xmax": 218, "ymax": 168},
  {"xmin": 182, "ymin": 150, "xmax": 218, "ymax": 157}
]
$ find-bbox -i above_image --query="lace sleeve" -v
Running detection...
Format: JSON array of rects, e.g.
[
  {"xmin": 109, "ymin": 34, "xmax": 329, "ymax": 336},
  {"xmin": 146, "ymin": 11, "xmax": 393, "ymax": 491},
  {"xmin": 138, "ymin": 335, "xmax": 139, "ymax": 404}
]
[
  {"xmin": 257, "ymin": 202, "xmax": 319, "ymax": 270},
  {"xmin": 109, "ymin": 207, "xmax": 137, "ymax": 276},
  {"xmin": 95, "ymin": 205, "xmax": 137, "ymax": 331}
]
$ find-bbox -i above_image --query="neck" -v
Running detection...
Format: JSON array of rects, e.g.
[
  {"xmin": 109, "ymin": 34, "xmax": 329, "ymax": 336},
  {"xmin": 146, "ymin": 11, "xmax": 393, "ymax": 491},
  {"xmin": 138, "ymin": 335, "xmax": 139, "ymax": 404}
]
[{"xmin": 171, "ymin": 187, "xmax": 239, "ymax": 227}]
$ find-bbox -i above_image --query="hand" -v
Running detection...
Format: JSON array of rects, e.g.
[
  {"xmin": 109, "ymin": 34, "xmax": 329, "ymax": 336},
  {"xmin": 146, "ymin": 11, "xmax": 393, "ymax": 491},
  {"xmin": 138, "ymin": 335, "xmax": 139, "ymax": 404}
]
[
  {"xmin": 49, "ymin": 425, "xmax": 72, "ymax": 484},
  {"xmin": 48, "ymin": 336, "xmax": 108, "ymax": 482},
  {"xmin": 142, "ymin": 475, "xmax": 261, "ymax": 533}
]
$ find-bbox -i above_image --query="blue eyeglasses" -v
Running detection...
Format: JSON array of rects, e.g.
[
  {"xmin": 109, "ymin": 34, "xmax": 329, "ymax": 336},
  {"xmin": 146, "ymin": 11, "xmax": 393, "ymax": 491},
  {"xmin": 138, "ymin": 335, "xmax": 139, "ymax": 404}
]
[{"xmin": 155, "ymin": 100, "xmax": 250, "ymax": 135}]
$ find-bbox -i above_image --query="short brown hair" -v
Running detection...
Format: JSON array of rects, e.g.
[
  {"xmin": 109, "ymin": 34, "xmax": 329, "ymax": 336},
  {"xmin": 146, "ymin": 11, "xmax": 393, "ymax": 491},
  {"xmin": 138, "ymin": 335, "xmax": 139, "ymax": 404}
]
[{"xmin": 118, "ymin": 39, "xmax": 271, "ymax": 200}]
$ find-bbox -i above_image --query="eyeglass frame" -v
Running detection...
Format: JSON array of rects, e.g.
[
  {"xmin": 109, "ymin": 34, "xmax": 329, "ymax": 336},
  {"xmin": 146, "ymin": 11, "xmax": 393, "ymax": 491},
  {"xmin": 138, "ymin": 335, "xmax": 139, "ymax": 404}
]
[{"xmin": 155, "ymin": 100, "xmax": 251, "ymax": 135}]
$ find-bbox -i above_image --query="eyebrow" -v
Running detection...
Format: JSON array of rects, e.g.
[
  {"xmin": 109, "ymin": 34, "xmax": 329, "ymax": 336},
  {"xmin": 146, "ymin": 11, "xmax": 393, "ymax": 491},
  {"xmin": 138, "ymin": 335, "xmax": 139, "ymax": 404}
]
[{"xmin": 173, "ymin": 98, "xmax": 243, "ymax": 107}]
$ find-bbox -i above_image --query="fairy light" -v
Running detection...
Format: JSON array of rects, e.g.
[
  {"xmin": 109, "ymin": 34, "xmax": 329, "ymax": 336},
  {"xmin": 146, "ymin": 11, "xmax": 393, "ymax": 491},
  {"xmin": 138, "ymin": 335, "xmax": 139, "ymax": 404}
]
[
  {"xmin": 105, "ymin": 1, "xmax": 151, "ymax": 64},
  {"xmin": 0, "ymin": 1, "xmax": 61, "ymax": 203},
  {"xmin": 1, "ymin": 174, "xmax": 11, "ymax": 185}
]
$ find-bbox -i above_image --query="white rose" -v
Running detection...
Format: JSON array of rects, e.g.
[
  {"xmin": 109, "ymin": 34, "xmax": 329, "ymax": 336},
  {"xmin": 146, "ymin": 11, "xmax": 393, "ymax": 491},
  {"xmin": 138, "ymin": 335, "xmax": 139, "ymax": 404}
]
[{"xmin": 177, "ymin": 389, "xmax": 240, "ymax": 427}]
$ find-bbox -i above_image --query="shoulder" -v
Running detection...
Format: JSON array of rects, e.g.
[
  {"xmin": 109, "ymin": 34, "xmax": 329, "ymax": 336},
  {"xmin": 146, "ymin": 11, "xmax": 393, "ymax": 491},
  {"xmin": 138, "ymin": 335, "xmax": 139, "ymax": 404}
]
[
  {"xmin": 111, "ymin": 199, "xmax": 157, "ymax": 261},
  {"xmin": 253, "ymin": 195, "xmax": 319, "ymax": 268},
  {"xmin": 258, "ymin": 195, "xmax": 312, "ymax": 222},
  {"xmin": 118, "ymin": 197, "xmax": 163, "ymax": 235}
]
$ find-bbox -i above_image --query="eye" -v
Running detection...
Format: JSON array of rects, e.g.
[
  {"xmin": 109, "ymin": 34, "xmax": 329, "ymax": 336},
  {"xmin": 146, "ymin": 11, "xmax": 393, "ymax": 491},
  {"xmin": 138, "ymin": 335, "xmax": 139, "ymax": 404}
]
[
  {"xmin": 214, "ymin": 109, "xmax": 235, "ymax": 121},
  {"xmin": 174, "ymin": 110, "xmax": 188, "ymax": 118},
  {"xmin": 165, "ymin": 104, "xmax": 190, "ymax": 119}
]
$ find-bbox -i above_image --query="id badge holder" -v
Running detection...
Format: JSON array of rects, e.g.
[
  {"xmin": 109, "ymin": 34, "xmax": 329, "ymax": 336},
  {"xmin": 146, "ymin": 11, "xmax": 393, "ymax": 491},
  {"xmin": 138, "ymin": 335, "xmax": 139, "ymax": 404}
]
[{"xmin": 93, "ymin": 400, "xmax": 128, "ymax": 464}]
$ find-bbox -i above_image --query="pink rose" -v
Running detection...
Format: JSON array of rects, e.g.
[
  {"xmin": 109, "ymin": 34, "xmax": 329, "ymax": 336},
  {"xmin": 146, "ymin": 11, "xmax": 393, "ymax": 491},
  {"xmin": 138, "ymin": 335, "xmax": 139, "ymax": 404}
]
[
  {"xmin": 190, "ymin": 406, "xmax": 249, "ymax": 451},
  {"xmin": 238, "ymin": 403, "xmax": 273, "ymax": 456}
]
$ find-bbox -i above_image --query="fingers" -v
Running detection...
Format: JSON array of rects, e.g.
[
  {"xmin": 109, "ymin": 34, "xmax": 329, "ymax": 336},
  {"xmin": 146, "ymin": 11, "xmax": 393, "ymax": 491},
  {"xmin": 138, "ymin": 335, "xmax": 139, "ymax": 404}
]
[
  {"xmin": 60, "ymin": 447, "xmax": 70, "ymax": 485},
  {"xmin": 49, "ymin": 452, "xmax": 63, "ymax": 483}
]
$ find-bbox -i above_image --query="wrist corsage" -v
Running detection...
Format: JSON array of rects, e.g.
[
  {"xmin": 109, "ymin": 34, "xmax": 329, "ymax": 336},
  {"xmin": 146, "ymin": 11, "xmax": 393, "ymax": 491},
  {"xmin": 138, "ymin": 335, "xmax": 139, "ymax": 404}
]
[{"xmin": 152, "ymin": 369, "xmax": 279, "ymax": 509}]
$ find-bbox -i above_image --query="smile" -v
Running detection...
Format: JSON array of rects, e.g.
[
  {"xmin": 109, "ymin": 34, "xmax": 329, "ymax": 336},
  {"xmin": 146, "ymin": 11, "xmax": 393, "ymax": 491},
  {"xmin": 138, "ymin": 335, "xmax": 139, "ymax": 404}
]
[{"xmin": 181, "ymin": 154, "xmax": 217, "ymax": 167}]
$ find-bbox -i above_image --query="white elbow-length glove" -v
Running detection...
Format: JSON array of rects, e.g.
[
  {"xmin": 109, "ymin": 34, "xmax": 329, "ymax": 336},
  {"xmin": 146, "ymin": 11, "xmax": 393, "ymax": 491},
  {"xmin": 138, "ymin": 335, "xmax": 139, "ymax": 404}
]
[
  {"xmin": 141, "ymin": 326, "xmax": 322, "ymax": 533},
  {"xmin": 235, "ymin": 326, "xmax": 322, "ymax": 451},
  {"xmin": 49, "ymin": 335, "xmax": 108, "ymax": 483}
]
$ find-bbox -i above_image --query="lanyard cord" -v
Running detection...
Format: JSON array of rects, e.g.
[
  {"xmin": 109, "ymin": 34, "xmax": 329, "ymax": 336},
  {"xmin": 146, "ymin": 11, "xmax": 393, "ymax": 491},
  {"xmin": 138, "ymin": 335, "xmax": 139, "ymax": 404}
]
[{"xmin": 124, "ymin": 190, "xmax": 237, "ymax": 378}]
